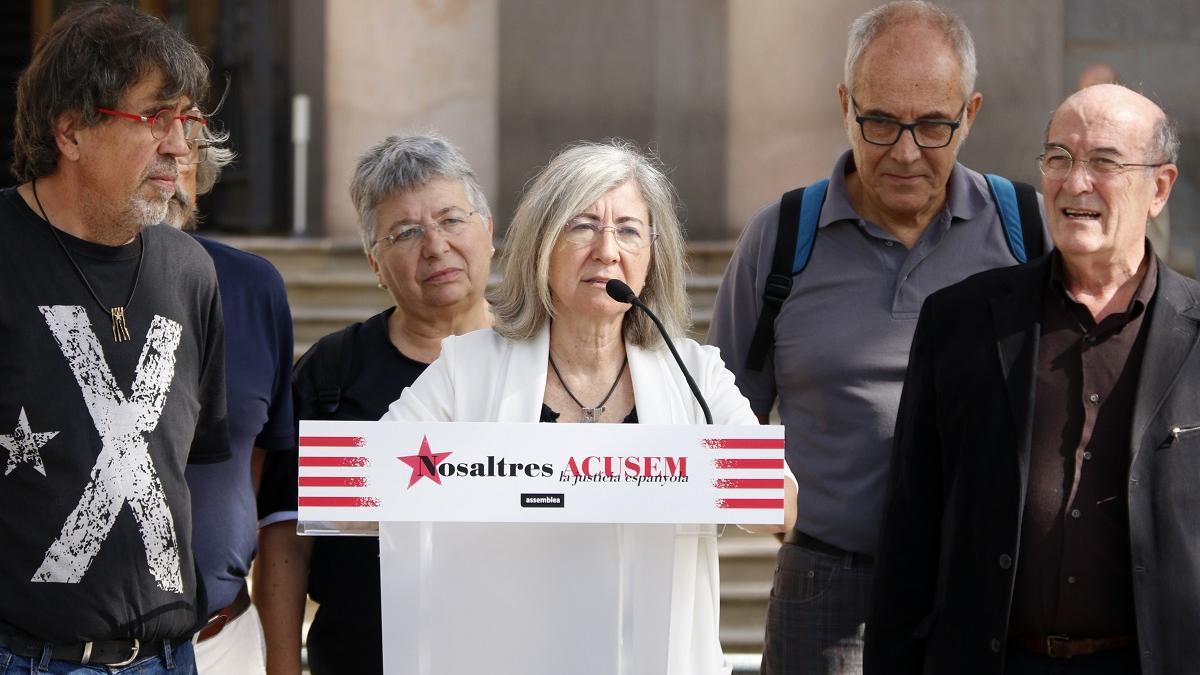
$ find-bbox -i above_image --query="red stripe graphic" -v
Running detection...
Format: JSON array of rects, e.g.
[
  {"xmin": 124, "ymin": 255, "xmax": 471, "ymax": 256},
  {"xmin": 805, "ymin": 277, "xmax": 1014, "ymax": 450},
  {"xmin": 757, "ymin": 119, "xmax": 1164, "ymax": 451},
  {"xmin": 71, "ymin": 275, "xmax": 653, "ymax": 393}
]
[
  {"xmin": 299, "ymin": 436, "xmax": 365, "ymax": 447},
  {"xmin": 712, "ymin": 478, "xmax": 785, "ymax": 489},
  {"xmin": 299, "ymin": 456, "xmax": 369, "ymax": 467},
  {"xmin": 702, "ymin": 438, "xmax": 785, "ymax": 450},
  {"xmin": 714, "ymin": 458, "xmax": 785, "ymax": 469},
  {"xmin": 717, "ymin": 498, "xmax": 784, "ymax": 509},
  {"xmin": 299, "ymin": 476, "xmax": 368, "ymax": 487},
  {"xmin": 298, "ymin": 496, "xmax": 380, "ymax": 507}
]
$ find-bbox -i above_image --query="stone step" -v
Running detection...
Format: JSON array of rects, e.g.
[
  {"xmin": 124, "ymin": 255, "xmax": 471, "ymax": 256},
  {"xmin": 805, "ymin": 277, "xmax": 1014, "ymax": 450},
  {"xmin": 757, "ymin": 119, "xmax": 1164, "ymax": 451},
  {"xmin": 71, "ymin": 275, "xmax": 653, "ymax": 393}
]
[
  {"xmin": 722, "ymin": 625, "xmax": 768, "ymax": 655},
  {"xmin": 688, "ymin": 240, "xmax": 737, "ymax": 275},
  {"xmin": 721, "ymin": 580, "xmax": 772, "ymax": 652},
  {"xmin": 285, "ymin": 272, "xmax": 393, "ymax": 312},
  {"xmin": 717, "ymin": 531, "xmax": 778, "ymax": 654},
  {"xmin": 291, "ymin": 305, "xmax": 382, "ymax": 352},
  {"xmin": 718, "ymin": 531, "xmax": 780, "ymax": 585},
  {"xmin": 221, "ymin": 236, "xmax": 368, "ymax": 277}
]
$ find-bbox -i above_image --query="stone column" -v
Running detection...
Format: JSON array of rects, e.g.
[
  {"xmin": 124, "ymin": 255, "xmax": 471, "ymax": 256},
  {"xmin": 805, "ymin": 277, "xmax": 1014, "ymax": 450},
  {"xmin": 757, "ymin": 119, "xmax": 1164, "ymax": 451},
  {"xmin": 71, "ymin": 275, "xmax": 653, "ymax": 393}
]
[
  {"xmin": 726, "ymin": 1, "xmax": 877, "ymax": 234},
  {"xmin": 322, "ymin": 0, "xmax": 499, "ymax": 240}
]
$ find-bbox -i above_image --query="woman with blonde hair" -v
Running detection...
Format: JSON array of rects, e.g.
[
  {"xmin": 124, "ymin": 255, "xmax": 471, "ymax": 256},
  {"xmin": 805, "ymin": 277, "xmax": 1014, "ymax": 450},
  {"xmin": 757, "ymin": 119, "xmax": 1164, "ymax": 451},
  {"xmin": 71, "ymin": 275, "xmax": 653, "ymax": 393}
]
[{"xmin": 385, "ymin": 139, "xmax": 795, "ymax": 674}]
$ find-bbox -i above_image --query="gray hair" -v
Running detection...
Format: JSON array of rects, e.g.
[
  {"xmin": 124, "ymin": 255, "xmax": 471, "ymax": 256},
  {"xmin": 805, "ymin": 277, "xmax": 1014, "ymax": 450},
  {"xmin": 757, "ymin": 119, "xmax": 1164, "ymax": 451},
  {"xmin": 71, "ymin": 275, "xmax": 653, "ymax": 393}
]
[
  {"xmin": 844, "ymin": 1, "xmax": 977, "ymax": 99},
  {"xmin": 349, "ymin": 134, "xmax": 490, "ymax": 253},
  {"xmin": 169, "ymin": 125, "xmax": 234, "ymax": 231},
  {"xmin": 1152, "ymin": 115, "xmax": 1180, "ymax": 165},
  {"xmin": 490, "ymin": 139, "xmax": 690, "ymax": 349},
  {"xmin": 195, "ymin": 125, "xmax": 235, "ymax": 196}
]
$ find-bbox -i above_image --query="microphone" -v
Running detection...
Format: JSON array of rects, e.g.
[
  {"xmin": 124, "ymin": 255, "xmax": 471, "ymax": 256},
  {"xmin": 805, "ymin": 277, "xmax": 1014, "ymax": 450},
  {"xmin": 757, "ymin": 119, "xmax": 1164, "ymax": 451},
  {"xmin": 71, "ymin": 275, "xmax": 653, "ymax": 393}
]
[{"xmin": 606, "ymin": 279, "xmax": 713, "ymax": 425}]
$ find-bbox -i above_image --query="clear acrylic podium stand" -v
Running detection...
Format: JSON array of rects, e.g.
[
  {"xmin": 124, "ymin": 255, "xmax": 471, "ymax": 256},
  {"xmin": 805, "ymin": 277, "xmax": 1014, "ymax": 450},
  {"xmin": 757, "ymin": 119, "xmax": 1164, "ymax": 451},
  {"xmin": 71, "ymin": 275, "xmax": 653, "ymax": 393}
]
[
  {"xmin": 375, "ymin": 522, "xmax": 720, "ymax": 675},
  {"xmin": 295, "ymin": 419, "xmax": 785, "ymax": 675}
]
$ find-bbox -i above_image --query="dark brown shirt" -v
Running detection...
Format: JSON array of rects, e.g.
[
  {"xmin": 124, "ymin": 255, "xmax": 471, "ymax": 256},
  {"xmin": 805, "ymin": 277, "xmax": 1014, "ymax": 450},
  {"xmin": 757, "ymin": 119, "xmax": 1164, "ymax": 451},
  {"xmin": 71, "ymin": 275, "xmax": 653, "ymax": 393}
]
[{"xmin": 1009, "ymin": 251, "xmax": 1157, "ymax": 638}]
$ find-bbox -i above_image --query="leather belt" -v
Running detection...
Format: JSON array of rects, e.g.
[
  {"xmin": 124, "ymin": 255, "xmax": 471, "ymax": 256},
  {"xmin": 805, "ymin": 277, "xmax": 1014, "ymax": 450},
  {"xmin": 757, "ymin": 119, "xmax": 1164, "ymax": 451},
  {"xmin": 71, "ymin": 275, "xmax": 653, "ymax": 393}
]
[
  {"xmin": 0, "ymin": 632, "xmax": 176, "ymax": 667},
  {"xmin": 196, "ymin": 583, "xmax": 253, "ymax": 643},
  {"xmin": 1013, "ymin": 633, "xmax": 1136, "ymax": 659},
  {"xmin": 783, "ymin": 529, "xmax": 874, "ymax": 565}
]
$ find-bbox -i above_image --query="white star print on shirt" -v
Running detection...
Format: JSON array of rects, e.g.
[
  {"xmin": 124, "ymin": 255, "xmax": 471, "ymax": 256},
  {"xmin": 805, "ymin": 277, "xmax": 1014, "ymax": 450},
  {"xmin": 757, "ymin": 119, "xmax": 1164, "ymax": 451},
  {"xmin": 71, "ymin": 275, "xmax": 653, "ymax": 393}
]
[{"xmin": 1, "ymin": 407, "xmax": 58, "ymax": 476}]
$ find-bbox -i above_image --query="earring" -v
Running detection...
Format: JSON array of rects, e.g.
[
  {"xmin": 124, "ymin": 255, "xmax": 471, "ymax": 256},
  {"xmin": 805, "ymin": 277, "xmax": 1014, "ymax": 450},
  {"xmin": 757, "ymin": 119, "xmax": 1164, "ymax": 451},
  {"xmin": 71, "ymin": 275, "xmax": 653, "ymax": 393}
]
[{"xmin": 377, "ymin": 282, "xmax": 387, "ymax": 290}]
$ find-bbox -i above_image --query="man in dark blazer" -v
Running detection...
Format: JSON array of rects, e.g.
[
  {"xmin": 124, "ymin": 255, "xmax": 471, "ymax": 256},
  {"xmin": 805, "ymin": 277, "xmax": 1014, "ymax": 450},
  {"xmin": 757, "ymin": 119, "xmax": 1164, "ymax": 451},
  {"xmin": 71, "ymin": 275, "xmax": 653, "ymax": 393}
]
[{"xmin": 865, "ymin": 84, "xmax": 1190, "ymax": 675}]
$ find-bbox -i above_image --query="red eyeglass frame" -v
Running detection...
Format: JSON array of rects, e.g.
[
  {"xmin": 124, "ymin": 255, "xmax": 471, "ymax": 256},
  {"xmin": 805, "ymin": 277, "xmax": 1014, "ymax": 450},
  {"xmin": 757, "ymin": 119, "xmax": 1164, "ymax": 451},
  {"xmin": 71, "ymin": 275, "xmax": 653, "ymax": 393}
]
[{"xmin": 96, "ymin": 107, "xmax": 208, "ymax": 139}]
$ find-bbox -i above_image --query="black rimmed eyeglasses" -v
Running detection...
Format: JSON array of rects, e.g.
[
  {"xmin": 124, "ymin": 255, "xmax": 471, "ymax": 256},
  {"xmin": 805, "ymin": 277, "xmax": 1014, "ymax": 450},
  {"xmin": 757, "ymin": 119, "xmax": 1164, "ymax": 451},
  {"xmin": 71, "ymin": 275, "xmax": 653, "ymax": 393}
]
[{"xmin": 851, "ymin": 97, "xmax": 965, "ymax": 149}]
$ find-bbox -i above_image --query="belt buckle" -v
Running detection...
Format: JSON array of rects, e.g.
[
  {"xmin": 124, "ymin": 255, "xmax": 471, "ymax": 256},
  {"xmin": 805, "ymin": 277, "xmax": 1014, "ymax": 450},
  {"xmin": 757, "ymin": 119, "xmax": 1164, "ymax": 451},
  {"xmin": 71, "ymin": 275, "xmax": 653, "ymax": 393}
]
[
  {"xmin": 1045, "ymin": 635, "xmax": 1070, "ymax": 659},
  {"xmin": 199, "ymin": 612, "xmax": 231, "ymax": 642},
  {"xmin": 107, "ymin": 638, "xmax": 141, "ymax": 667}
]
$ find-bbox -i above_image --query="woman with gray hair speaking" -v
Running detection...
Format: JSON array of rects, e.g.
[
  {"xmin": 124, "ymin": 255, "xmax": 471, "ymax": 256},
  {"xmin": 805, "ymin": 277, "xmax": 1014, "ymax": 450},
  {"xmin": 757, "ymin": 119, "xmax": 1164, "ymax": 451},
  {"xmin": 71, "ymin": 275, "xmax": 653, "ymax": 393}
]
[
  {"xmin": 256, "ymin": 133, "xmax": 494, "ymax": 674},
  {"xmin": 384, "ymin": 140, "xmax": 795, "ymax": 674}
]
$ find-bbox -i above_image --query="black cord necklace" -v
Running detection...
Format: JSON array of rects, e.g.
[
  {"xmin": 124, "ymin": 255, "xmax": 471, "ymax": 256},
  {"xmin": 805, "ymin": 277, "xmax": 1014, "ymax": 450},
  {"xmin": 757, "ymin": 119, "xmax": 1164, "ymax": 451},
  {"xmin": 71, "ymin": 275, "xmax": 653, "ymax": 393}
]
[
  {"xmin": 32, "ymin": 178, "xmax": 144, "ymax": 342},
  {"xmin": 548, "ymin": 353, "xmax": 628, "ymax": 423}
]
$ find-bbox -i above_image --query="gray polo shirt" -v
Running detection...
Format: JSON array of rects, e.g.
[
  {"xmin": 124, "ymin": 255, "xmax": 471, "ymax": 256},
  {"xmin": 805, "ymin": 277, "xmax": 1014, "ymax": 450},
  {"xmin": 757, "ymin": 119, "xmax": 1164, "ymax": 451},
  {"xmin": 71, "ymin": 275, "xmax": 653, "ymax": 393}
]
[{"xmin": 708, "ymin": 151, "xmax": 1046, "ymax": 554}]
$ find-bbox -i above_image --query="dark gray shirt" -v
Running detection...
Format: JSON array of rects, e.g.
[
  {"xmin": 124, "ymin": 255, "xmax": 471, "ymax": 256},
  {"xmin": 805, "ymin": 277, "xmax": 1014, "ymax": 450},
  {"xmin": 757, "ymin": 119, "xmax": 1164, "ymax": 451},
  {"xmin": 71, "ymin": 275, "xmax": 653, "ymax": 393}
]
[{"xmin": 707, "ymin": 151, "xmax": 1046, "ymax": 553}]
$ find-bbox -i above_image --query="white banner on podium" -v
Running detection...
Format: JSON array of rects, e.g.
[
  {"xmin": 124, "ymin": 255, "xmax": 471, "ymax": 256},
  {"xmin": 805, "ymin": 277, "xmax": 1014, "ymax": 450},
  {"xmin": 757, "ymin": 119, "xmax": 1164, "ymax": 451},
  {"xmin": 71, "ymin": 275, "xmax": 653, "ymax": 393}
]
[{"xmin": 297, "ymin": 420, "xmax": 785, "ymax": 525}]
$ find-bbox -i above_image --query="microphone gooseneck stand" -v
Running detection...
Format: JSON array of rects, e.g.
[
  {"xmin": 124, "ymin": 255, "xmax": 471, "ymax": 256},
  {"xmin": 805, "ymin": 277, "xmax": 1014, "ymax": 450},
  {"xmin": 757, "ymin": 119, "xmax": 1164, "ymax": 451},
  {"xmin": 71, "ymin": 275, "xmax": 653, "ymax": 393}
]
[{"xmin": 605, "ymin": 279, "xmax": 713, "ymax": 425}]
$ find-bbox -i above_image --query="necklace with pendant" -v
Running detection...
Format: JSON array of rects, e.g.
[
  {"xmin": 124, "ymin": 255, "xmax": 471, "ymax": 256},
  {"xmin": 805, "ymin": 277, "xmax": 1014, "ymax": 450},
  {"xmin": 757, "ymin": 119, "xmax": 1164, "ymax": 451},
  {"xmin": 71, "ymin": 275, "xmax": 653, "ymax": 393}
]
[
  {"xmin": 32, "ymin": 178, "xmax": 144, "ymax": 342},
  {"xmin": 548, "ymin": 354, "xmax": 628, "ymax": 423}
]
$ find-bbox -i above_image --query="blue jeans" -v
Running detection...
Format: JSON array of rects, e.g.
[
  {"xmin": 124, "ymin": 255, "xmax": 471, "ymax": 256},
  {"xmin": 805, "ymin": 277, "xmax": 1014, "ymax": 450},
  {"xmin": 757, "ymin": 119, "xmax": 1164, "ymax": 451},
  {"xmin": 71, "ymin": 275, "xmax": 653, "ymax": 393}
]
[
  {"xmin": 761, "ymin": 539, "xmax": 873, "ymax": 675},
  {"xmin": 0, "ymin": 641, "xmax": 195, "ymax": 674}
]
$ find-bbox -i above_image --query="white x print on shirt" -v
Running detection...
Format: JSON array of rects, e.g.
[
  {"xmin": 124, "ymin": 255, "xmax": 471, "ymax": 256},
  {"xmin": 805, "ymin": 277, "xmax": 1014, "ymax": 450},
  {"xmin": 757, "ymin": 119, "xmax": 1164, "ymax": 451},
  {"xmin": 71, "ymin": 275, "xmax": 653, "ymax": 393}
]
[{"xmin": 32, "ymin": 305, "xmax": 185, "ymax": 593}]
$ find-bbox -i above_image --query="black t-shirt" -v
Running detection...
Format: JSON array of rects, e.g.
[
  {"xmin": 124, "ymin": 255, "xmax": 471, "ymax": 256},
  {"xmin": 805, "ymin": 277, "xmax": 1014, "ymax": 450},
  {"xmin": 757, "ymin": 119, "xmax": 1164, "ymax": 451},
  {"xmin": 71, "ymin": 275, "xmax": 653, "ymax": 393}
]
[
  {"xmin": 258, "ymin": 307, "xmax": 426, "ymax": 675},
  {"xmin": 0, "ymin": 187, "xmax": 228, "ymax": 643}
]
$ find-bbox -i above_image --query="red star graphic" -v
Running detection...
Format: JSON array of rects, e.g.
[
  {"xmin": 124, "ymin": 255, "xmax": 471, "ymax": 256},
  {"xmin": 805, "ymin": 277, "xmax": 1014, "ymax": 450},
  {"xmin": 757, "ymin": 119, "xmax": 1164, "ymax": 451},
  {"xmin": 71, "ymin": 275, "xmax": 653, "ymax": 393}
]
[{"xmin": 397, "ymin": 435, "xmax": 453, "ymax": 488}]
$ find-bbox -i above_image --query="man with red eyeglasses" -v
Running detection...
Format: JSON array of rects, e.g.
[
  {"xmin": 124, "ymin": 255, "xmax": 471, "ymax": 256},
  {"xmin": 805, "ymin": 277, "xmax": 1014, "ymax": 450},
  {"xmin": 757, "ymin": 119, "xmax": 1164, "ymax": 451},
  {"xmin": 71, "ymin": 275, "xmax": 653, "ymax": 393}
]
[{"xmin": 0, "ymin": 3, "xmax": 227, "ymax": 673}]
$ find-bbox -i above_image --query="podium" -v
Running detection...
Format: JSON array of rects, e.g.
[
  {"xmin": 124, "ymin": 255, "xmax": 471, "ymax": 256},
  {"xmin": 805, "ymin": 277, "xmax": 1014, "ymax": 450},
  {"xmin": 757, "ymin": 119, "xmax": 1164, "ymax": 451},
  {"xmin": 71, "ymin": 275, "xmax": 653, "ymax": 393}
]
[
  {"xmin": 298, "ymin": 421, "xmax": 784, "ymax": 675},
  {"xmin": 379, "ymin": 522, "xmax": 702, "ymax": 674}
]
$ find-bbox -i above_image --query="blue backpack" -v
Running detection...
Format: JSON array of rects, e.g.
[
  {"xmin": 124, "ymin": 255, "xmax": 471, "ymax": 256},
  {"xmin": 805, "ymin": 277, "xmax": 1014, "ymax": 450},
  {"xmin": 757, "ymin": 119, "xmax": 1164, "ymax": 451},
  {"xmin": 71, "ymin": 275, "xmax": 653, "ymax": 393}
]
[{"xmin": 743, "ymin": 174, "xmax": 1045, "ymax": 371}]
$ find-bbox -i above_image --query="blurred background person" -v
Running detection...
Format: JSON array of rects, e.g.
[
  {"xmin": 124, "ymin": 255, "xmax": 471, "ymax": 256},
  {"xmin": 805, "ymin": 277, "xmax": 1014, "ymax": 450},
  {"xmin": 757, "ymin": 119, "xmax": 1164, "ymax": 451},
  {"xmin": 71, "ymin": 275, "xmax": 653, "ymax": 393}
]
[
  {"xmin": 383, "ymin": 140, "xmax": 795, "ymax": 675},
  {"xmin": 255, "ymin": 133, "xmax": 495, "ymax": 675},
  {"xmin": 1076, "ymin": 62, "xmax": 1120, "ymax": 90},
  {"xmin": 168, "ymin": 122, "xmax": 296, "ymax": 675}
]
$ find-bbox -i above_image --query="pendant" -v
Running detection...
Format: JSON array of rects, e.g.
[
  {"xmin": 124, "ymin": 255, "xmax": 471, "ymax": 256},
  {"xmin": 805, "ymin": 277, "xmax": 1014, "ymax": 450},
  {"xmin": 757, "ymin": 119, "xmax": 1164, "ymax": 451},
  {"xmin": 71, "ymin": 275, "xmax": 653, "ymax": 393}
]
[
  {"xmin": 580, "ymin": 406, "xmax": 604, "ymax": 423},
  {"xmin": 110, "ymin": 306, "xmax": 131, "ymax": 342}
]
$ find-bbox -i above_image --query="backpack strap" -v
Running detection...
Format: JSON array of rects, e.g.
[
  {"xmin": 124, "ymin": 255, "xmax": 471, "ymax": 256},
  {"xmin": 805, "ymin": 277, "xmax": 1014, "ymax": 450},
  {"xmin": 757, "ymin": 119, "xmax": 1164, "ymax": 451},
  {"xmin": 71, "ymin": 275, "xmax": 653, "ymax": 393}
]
[
  {"xmin": 744, "ymin": 179, "xmax": 829, "ymax": 372},
  {"xmin": 312, "ymin": 324, "xmax": 356, "ymax": 416},
  {"xmin": 1013, "ymin": 180, "xmax": 1045, "ymax": 260},
  {"xmin": 985, "ymin": 174, "xmax": 1045, "ymax": 263}
]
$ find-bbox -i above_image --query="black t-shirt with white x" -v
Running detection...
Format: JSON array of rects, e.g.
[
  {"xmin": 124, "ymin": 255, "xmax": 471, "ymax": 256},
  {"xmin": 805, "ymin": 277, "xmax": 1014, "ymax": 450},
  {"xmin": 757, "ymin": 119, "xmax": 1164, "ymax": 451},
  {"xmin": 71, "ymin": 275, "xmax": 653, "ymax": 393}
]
[{"xmin": 0, "ymin": 187, "xmax": 228, "ymax": 644}]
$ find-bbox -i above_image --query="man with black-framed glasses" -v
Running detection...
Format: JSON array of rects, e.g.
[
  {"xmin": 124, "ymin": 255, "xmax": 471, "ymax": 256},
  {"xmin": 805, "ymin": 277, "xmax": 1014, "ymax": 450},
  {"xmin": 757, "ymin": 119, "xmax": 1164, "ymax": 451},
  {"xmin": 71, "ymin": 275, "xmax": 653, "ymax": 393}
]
[
  {"xmin": 0, "ymin": 4, "xmax": 227, "ymax": 673},
  {"xmin": 708, "ymin": 3, "xmax": 1047, "ymax": 674}
]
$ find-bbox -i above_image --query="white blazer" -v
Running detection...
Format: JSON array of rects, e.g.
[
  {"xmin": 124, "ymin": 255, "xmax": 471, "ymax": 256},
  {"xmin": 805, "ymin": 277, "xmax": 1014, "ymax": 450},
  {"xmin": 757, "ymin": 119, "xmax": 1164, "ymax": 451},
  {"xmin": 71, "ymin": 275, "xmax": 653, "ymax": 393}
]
[{"xmin": 383, "ymin": 326, "xmax": 757, "ymax": 675}]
